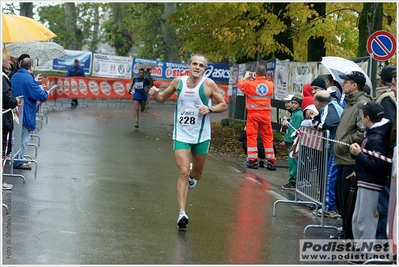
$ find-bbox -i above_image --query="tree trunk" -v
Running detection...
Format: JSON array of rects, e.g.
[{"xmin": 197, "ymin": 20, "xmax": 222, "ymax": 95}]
[
  {"xmin": 90, "ymin": 6, "xmax": 100, "ymax": 54},
  {"xmin": 358, "ymin": 3, "xmax": 383, "ymax": 91},
  {"xmin": 112, "ymin": 3, "xmax": 133, "ymax": 56},
  {"xmin": 113, "ymin": 3, "xmax": 124, "ymax": 56},
  {"xmin": 19, "ymin": 2, "xmax": 33, "ymax": 17},
  {"xmin": 358, "ymin": 3, "xmax": 383, "ymax": 57},
  {"xmin": 307, "ymin": 3, "xmax": 326, "ymax": 61},
  {"xmin": 161, "ymin": 3, "xmax": 179, "ymax": 62},
  {"xmin": 272, "ymin": 3, "xmax": 294, "ymax": 61},
  {"xmin": 64, "ymin": 3, "xmax": 82, "ymax": 50}
]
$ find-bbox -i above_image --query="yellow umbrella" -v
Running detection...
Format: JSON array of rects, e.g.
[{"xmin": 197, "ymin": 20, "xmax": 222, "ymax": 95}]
[{"xmin": 2, "ymin": 14, "xmax": 57, "ymax": 43}]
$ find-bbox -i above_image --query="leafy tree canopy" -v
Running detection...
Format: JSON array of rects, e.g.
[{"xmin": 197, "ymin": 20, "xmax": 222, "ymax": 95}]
[{"xmin": 3, "ymin": 2, "xmax": 396, "ymax": 65}]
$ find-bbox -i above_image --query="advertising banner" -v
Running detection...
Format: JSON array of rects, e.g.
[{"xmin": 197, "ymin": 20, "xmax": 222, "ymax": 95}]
[
  {"xmin": 132, "ymin": 57, "xmax": 230, "ymax": 83},
  {"xmin": 52, "ymin": 50, "xmax": 92, "ymax": 74},
  {"xmin": 42, "ymin": 76, "xmax": 229, "ymax": 103},
  {"xmin": 203, "ymin": 63, "xmax": 230, "ymax": 83},
  {"xmin": 273, "ymin": 59, "xmax": 289, "ymax": 101},
  {"xmin": 228, "ymin": 65, "xmax": 239, "ymax": 97},
  {"xmin": 289, "ymin": 61, "xmax": 318, "ymax": 95},
  {"xmin": 265, "ymin": 59, "xmax": 276, "ymax": 82},
  {"xmin": 92, "ymin": 53, "xmax": 133, "ymax": 79}
]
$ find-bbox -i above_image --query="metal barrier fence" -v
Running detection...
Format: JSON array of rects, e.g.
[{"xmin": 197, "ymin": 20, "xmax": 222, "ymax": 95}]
[
  {"xmin": 272, "ymin": 127, "xmax": 339, "ymax": 235},
  {"xmin": 3, "ymin": 96, "xmax": 38, "ymax": 182}
]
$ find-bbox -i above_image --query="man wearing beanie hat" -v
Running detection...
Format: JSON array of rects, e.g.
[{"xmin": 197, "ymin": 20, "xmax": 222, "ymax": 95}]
[
  {"xmin": 379, "ymin": 66, "xmax": 396, "ymax": 86},
  {"xmin": 374, "ymin": 65, "xmax": 397, "ymax": 241},
  {"xmin": 311, "ymin": 90, "xmax": 343, "ymax": 219},
  {"xmin": 310, "ymin": 75, "xmax": 327, "ymax": 95}
]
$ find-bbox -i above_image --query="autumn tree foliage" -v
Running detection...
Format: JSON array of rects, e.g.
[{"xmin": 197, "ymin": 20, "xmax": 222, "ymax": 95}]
[{"xmin": 6, "ymin": 2, "xmax": 395, "ymax": 65}]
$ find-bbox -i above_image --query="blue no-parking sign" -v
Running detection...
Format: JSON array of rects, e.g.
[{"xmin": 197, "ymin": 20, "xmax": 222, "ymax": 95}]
[{"xmin": 367, "ymin": 30, "xmax": 397, "ymax": 61}]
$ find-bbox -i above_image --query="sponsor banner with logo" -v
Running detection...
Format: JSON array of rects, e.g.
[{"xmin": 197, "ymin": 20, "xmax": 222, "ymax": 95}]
[
  {"xmin": 52, "ymin": 50, "xmax": 92, "ymax": 74},
  {"xmin": 204, "ymin": 63, "xmax": 230, "ymax": 83},
  {"xmin": 132, "ymin": 57, "xmax": 230, "ymax": 83},
  {"xmin": 42, "ymin": 76, "xmax": 229, "ymax": 103},
  {"xmin": 92, "ymin": 53, "xmax": 133, "ymax": 79}
]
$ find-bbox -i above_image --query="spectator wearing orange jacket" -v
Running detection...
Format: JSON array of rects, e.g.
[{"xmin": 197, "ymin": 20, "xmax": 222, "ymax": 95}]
[{"xmin": 237, "ymin": 65, "xmax": 276, "ymax": 170}]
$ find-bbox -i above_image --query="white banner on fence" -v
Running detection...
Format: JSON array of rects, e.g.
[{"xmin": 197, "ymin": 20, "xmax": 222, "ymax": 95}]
[
  {"xmin": 274, "ymin": 59, "xmax": 290, "ymax": 101},
  {"xmin": 289, "ymin": 62, "xmax": 318, "ymax": 95},
  {"xmin": 92, "ymin": 53, "xmax": 133, "ymax": 79}
]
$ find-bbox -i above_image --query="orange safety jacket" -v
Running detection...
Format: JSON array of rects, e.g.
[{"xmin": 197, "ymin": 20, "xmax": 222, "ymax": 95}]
[
  {"xmin": 237, "ymin": 76, "xmax": 276, "ymax": 162},
  {"xmin": 237, "ymin": 76, "xmax": 274, "ymax": 110}
]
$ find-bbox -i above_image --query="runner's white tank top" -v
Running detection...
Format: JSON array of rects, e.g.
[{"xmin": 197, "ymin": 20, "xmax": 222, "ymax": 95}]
[{"xmin": 173, "ymin": 76, "xmax": 211, "ymax": 143}]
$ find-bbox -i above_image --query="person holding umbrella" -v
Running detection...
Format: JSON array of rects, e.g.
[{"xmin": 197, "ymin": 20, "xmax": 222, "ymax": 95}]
[{"xmin": 66, "ymin": 59, "xmax": 85, "ymax": 107}]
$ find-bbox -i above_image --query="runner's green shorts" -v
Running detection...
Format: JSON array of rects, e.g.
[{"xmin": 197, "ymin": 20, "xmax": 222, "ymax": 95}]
[{"xmin": 173, "ymin": 140, "xmax": 210, "ymax": 155}]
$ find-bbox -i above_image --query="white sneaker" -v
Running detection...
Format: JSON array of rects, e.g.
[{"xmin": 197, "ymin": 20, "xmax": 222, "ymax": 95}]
[
  {"xmin": 177, "ymin": 210, "xmax": 189, "ymax": 228},
  {"xmin": 188, "ymin": 177, "xmax": 197, "ymax": 190},
  {"xmin": 2, "ymin": 182, "xmax": 13, "ymax": 190}
]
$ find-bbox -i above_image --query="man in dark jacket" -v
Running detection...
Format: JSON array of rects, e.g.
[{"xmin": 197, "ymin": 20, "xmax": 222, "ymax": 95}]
[
  {"xmin": 350, "ymin": 101, "xmax": 391, "ymax": 244},
  {"xmin": 334, "ymin": 71, "xmax": 373, "ymax": 239},
  {"xmin": 2, "ymin": 49, "xmax": 21, "ymax": 190},
  {"xmin": 66, "ymin": 59, "xmax": 85, "ymax": 107}
]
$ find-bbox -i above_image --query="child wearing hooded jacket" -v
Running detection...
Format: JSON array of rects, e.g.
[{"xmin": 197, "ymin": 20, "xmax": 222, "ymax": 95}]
[
  {"xmin": 349, "ymin": 101, "xmax": 391, "ymax": 242},
  {"xmin": 281, "ymin": 95, "xmax": 304, "ymax": 190}
]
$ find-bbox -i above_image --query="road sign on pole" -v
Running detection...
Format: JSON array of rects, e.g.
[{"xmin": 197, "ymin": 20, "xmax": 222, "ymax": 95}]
[{"xmin": 367, "ymin": 30, "xmax": 397, "ymax": 61}]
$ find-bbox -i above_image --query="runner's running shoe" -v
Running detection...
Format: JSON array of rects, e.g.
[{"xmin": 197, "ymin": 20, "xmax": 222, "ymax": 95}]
[
  {"xmin": 177, "ymin": 210, "xmax": 189, "ymax": 228},
  {"xmin": 188, "ymin": 177, "xmax": 197, "ymax": 190}
]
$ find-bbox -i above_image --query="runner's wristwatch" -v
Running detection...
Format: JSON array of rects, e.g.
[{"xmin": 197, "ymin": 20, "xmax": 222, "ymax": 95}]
[{"xmin": 208, "ymin": 106, "xmax": 213, "ymax": 113}]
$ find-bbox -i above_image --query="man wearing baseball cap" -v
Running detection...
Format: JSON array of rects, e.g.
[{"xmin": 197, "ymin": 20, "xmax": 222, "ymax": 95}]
[
  {"xmin": 333, "ymin": 70, "xmax": 372, "ymax": 239},
  {"xmin": 349, "ymin": 100, "xmax": 391, "ymax": 248}
]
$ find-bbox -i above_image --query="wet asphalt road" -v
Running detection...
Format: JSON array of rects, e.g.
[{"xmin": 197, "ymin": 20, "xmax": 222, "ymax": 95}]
[{"xmin": 2, "ymin": 99, "xmax": 342, "ymax": 265}]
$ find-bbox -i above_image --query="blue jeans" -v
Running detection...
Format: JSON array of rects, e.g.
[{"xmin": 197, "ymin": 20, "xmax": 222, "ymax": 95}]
[
  {"xmin": 13, "ymin": 126, "xmax": 31, "ymax": 168},
  {"xmin": 326, "ymin": 156, "xmax": 337, "ymax": 211},
  {"xmin": 376, "ymin": 176, "xmax": 391, "ymax": 240}
]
